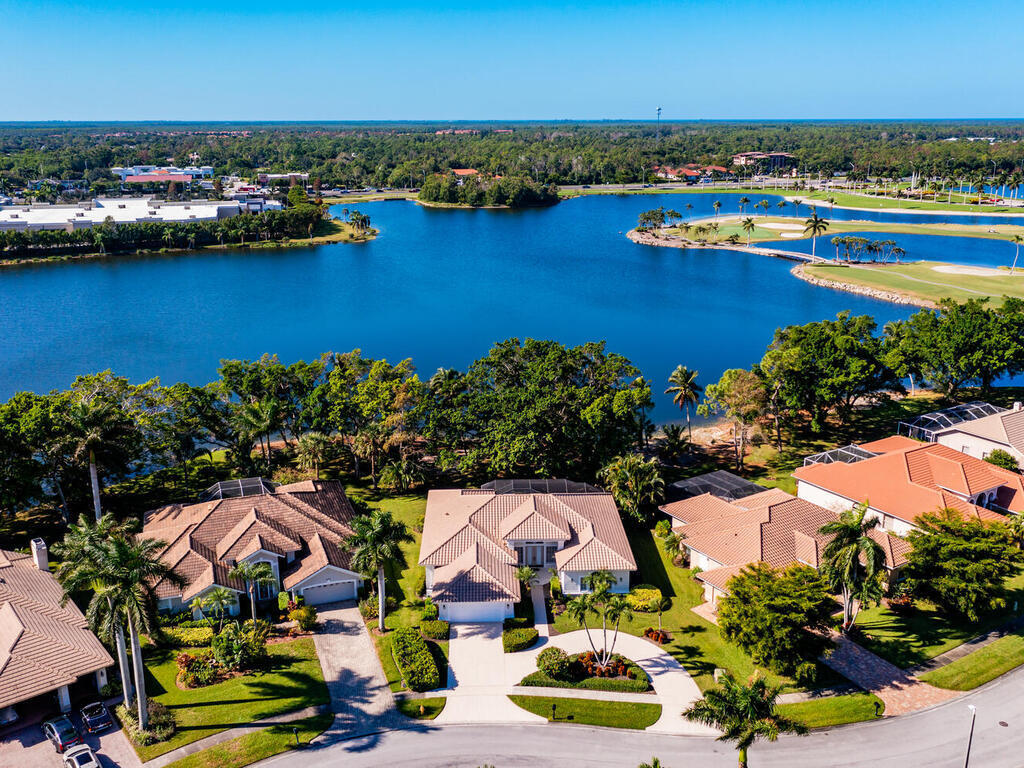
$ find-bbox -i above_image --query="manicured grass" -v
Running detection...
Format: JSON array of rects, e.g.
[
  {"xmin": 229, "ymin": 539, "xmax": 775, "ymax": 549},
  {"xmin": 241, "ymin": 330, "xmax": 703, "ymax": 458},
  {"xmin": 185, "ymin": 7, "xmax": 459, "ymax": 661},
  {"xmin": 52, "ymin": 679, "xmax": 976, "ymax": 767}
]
[
  {"xmin": 918, "ymin": 628, "xmax": 1024, "ymax": 690},
  {"xmin": 160, "ymin": 713, "xmax": 334, "ymax": 768},
  {"xmin": 508, "ymin": 695, "xmax": 661, "ymax": 729},
  {"xmin": 552, "ymin": 528, "xmax": 844, "ymax": 692},
  {"xmin": 803, "ymin": 261, "xmax": 1024, "ymax": 307},
  {"xmin": 777, "ymin": 693, "xmax": 884, "ymax": 729},
  {"xmin": 800, "ymin": 189, "xmax": 1020, "ymax": 213},
  {"xmin": 396, "ymin": 697, "xmax": 446, "ymax": 720},
  {"xmin": 135, "ymin": 638, "xmax": 329, "ymax": 761},
  {"xmin": 853, "ymin": 571, "xmax": 1024, "ymax": 669}
]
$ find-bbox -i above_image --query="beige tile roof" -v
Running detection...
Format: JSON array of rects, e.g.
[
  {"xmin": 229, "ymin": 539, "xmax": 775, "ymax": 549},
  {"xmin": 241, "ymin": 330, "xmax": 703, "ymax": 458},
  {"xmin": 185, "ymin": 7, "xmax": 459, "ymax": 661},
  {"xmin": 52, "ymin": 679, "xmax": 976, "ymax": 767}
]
[
  {"xmin": 420, "ymin": 487, "xmax": 636, "ymax": 603},
  {"xmin": 144, "ymin": 480, "xmax": 359, "ymax": 603},
  {"xmin": 793, "ymin": 440, "xmax": 1021, "ymax": 526},
  {"xmin": 431, "ymin": 542, "xmax": 521, "ymax": 603},
  {"xmin": 695, "ymin": 564, "xmax": 748, "ymax": 594},
  {"xmin": 939, "ymin": 409, "xmax": 1024, "ymax": 454},
  {"xmin": 0, "ymin": 550, "xmax": 113, "ymax": 709}
]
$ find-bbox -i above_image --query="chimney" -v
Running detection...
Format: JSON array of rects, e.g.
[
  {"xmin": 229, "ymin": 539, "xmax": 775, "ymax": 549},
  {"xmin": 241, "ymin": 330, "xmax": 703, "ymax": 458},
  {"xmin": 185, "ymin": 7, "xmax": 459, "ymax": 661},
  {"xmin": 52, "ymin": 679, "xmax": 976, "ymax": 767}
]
[
  {"xmin": 30, "ymin": 538, "xmax": 49, "ymax": 571},
  {"xmin": 1014, "ymin": 402, "xmax": 1022, "ymax": 412}
]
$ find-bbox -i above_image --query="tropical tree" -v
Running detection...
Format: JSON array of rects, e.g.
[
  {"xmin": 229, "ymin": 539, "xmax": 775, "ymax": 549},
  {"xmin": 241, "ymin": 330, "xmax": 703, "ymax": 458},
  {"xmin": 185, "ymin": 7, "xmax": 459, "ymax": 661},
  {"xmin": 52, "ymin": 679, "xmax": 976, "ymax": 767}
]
[
  {"xmin": 757, "ymin": 199, "xmax": 770, "ymax": 217},
  {"xmin": 227, "ymin": 561, "xmax": 276, "ymax": 620},
  {"xmin": 802, "ymin": 209, "xmax": 830, "ymax": 259},
  {"xmin": 1012, "ymin": 235, "xmax": 1023, "ymax": 275},
  {"xmin": 740, "ymin": 217, "xmax": 756, "ymax": 245},
  {"xmin": 61, "ymin": 398, "xmax": 137, "ymax": 521},
  {"xmin": 346, "ymin": 509, "xmax": 414, "ymax": 631},
  {"xmin": 712, "ymin": 200, "xmax": 722, "ymax": 219},
  {"xmin": 564, "ymin": 571, "xmax": 633, "ymax": 668},
  {"xmin": 664, "ymin": 365, "xmax": 702, "ymax": 441},
  {"xmin": 818, "ymin": 501, "xmax": 887, "ymax": 632},
  {"xmin": 296, "ymin": 430, "xmax": 331, "ymax": 480},
  {"xmin": 200, "ymin": 587, "xmax": 238, "ymax": 633},
  {"xmin": 791, "ymin": 198, "xmax": 802, "ymax": 218},
  {"xmin": 683, "ymin": 672, "xmax": 808, "ymax": 768},
  {"xmin": 598, "ymin": 454, "xmax": 664, "ymax": 524},
  {"xmin": 516, "ymin": 565, "xmax": 537, "ymax": 589},
  {"xmin": 738, "ymin": 196, "xmax": 750, "ymax": 215}
]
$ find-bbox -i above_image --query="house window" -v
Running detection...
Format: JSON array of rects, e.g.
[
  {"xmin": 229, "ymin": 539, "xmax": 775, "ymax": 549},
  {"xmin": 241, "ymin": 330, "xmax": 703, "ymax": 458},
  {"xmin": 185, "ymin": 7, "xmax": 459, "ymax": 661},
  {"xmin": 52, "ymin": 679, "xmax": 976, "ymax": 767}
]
[{"xmin": 545, "ymin": 544, "xmax": 558, "ymax": 563}]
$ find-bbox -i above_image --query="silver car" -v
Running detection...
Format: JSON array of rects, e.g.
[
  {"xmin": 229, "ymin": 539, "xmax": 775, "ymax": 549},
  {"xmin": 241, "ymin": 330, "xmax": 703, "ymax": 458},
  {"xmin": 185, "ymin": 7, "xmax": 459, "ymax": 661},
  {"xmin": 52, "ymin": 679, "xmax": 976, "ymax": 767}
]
[{"xmin": 62, "ymin": 744, "xmax": 100, "ymax": 768}]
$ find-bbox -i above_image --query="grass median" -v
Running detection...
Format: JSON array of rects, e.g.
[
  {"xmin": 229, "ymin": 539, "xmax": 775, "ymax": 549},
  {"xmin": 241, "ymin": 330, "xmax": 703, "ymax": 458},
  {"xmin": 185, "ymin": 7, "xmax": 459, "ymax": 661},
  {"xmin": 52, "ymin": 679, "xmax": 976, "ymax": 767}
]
[{"xmin": 507, "ymin": 695, "xmax": 662, "ymax": 729}]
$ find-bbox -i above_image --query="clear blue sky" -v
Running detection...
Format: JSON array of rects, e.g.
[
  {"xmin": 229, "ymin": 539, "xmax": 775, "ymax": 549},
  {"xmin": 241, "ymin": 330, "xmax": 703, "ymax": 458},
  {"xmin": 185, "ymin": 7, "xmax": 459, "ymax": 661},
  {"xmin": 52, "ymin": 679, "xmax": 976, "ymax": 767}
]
[{"xmin": 1, "ymin": 0, "xmax": 1019, "ymax": 121}]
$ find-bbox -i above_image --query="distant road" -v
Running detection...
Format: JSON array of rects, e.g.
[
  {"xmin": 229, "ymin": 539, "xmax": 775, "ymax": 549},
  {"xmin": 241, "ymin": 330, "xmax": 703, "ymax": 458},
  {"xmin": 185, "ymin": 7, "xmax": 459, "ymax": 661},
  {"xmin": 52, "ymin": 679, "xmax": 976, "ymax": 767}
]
[{"xmin": 258, "ymin": 664, "xmax": 1022, "ymax": 768}]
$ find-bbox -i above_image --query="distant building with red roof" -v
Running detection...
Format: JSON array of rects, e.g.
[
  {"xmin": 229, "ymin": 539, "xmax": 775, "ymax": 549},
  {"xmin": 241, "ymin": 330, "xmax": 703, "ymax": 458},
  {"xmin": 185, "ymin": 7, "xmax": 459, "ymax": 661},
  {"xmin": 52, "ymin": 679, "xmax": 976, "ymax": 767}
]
[{"xmin": 123, "ymin": 173, "xmax": 193, "ymax": 184}]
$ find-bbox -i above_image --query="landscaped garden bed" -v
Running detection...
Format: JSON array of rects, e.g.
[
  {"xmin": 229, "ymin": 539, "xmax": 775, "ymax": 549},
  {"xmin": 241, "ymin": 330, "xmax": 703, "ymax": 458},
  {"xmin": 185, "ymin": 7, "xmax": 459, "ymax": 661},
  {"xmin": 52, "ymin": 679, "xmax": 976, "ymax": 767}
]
[
  {"xmin": 519, "ymin": 646, "xmax": 651, "ymax": 693},
  {"xmin": 503, "ymin": 617, "xmax": 539, "ymax": 652}
]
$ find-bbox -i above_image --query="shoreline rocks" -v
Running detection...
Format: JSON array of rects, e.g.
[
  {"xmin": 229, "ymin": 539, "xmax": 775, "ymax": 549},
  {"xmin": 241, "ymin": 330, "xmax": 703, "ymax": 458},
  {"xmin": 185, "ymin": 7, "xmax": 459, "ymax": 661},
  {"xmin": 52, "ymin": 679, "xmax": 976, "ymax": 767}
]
[{"xmin": 790, "ymin": 264, "xmax": 935, "ymax": 308}]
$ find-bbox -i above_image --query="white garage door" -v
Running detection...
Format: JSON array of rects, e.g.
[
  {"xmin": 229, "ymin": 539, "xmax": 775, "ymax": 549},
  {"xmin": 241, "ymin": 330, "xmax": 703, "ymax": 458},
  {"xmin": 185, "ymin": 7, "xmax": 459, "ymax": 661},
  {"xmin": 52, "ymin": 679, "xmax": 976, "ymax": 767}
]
[
  {"xmin": 441, "ymin": 602, "xmax": 506, "ymax": 623},
  {"xmin": 301, "ymin": 581, "xmax": 356, "ymax": 605}
]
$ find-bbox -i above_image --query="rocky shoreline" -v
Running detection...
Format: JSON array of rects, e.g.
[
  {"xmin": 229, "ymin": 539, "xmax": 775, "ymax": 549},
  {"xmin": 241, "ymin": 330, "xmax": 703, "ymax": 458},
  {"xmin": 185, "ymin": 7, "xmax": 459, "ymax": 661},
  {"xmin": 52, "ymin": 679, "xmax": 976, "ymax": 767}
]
[{"xmin": 790, "ymin": 264, "xmax": 934, "ymax": 308}]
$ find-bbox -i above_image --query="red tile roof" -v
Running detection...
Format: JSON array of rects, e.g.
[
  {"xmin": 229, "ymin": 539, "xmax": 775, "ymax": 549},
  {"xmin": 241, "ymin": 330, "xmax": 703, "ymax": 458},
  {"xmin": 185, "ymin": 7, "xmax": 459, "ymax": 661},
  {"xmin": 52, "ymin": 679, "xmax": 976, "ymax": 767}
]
[{"xmin": 123, "ymin": 174, "xmax": 193, "ymax": 184}]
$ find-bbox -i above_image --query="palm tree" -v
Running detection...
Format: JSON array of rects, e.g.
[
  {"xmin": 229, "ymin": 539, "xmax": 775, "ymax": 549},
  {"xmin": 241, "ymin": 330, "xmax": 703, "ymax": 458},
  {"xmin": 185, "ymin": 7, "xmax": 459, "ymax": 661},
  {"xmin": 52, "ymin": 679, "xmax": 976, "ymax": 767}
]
[
  {"xmin": 515, "ymin": 565, "xmax": 537, "ymax": 589},
  {"xmin": 236, "ymin": 398, "xmax": 280, "ymax": 469},
  {"xmin": 346, "ymin": 510, "xmax": 414, "ymax": 632},
  {"xmin": 665, "ymin": 365, "xmax": 702, "ymax": 441},
  {"xmin": 565, "ymin": 571, "xmax": 633, "ymax": 668},
  {"xmin": 712, "ymin": 200, "xmax": 722, "ymax": 220},
  {"xmin": 53, "ymin": 514, "xmax": 141, "ymax": 710},
  {"xmin": 296, "ymin": 431, "xmax": 331, "ymax": 480},
  {"xmin": 758, "ymin": 199, "xmax": 770, "ymax": 218},
  {"xmin": 818, "ymin": 500, "xmax": 886, "ymax": 632},
  {"xmin": 776, "ymin": 200, "xmax": 786, "ymax": 213},
  {"xmin": 227, "ymin": 561, "xmax": 276, "ymax": 620},
  {"xmin": 63, "ymin": 399, "xmax": 135, "ymax": 521},
  {"xmin": 200, "ymin": 587, "xmax": 238, "ymax": 633},
  {"xmin": 1011, "ymin": 235, "xmax": 1023, "ymax": 275},
  {"xmin": 94, "ymin": 536, "xmax": 185, "ymax": 730},
  {"xmin": 738, "ymin": 196, "xmax": 750, "ymax": 215},
  {"xmin": 565, "ymin": 594, "xmax": 600, "ymax": 657},
  {"xmin": 683, "ymin": 673, "xmax": 807, "ymax": 768},
  {"xmin": 791, "ymin": 198, "xmax": 801, "ymax": 218},
  {"xmin": 598, "ymin": 454, "xmax": 664, "ymax": 523},
  {"xmin": 638, "ymin": 759, "xmax": 666, "ymax": 768},
  {"xmin": 661, "ymin": 529, "xmax": 685, "ymax": 560},
  {"xmin": 740, "ymin": 217, "xmax": 756, "ymax": 245},
  {"xmin": 802, "ymin": 209, "xmax": 829, "ymax": 259}
]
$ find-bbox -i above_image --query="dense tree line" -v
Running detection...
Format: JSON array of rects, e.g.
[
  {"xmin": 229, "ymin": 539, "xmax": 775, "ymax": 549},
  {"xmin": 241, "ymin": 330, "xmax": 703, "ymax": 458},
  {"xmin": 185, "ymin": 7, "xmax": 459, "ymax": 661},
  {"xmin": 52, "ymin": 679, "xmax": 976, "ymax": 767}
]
[
  {"xmin": 0, "ymin": 339, "xmax": 650, "ymax": 528},
  {"xmin": 0, "ymin": 204, "xmax": 329, "ymax": 260},
  {"xmin": 417, "ymin": 174, "xmax": 558, "ymax": 207},
  {"xmin": 3, "ymin": 121, "xmax": 1024, "ymax": 191}
]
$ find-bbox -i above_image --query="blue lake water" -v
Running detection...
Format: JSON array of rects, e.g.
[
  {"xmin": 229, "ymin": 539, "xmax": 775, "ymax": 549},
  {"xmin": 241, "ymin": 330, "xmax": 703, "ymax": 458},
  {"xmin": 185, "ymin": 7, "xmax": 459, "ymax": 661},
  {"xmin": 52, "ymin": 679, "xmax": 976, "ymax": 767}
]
[
  {"xmin": 778, "ymin": 232, "xmax": 1021, "ymax": 269},
  {"xmin": 1, "ymin": 193, "xmax": 1022, "ymax": 422}
]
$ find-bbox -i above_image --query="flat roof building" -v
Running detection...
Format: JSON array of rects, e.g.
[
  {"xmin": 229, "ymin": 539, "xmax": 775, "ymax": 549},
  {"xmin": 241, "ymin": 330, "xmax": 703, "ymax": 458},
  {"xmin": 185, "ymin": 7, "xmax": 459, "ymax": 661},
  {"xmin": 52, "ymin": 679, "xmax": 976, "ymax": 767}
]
[{"xmin": 0, "ymin": 197, "xmax": 246, "ymax": 231}]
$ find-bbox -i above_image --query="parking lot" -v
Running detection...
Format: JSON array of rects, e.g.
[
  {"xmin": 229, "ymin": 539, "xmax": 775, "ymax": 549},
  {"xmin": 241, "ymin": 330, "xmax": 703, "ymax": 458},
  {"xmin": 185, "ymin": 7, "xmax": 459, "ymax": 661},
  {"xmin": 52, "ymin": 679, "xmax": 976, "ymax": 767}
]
[{"xmin": 0, "ymin": 711, "xmax": 140, "ymax": 768}]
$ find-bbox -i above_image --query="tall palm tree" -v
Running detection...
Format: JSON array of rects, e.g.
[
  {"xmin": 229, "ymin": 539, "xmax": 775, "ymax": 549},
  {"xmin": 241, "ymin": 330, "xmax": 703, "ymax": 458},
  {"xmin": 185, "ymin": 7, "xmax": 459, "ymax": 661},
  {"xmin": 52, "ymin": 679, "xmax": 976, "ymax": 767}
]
[
  {"xmin": 665, "ymin": 365, "xmax": 702, "ymax": 440},
  {"xmin": 53, "ymin": 514, "xmax": 140, "ymax": 709},
  {"xmin": 228, "ymin": 561, "xmax": 276, "ymax": 620},
  {"xmin": 94, "ymin": 536, "xmax": 184, "ymax": 730},
  {"xmin": 758, "ymin": 199, "xmax": 770, "ymax": 217},
  {"xmin": 818, "ymin": 501, "xmax": 887, "ymax": 632},
  {"xmin": 346, "ymin": 510, "xmax": 414, "ymax": 631},
  {"xmin": 199, "ymin": 587, "xmax": 238, "ymax": 633},
  {"xmin": 712, "ymin": 200, "xmax": 722, "ymax": 220},
  {"xmin": 802, "ymin": 209, "xmax": 830, "ymax": 259},
  {"xmin": 791, "ymin": 198, "xmax": 802, "ymax": 218},
  {"xmin": 63, "ymin": 399, "xmax": 135, "ymax": 521},
  {"xmin": 738, "ymin": 196, "xmax": 750, "ymax": 215},
  {"xmin": 1012, "ymin": 235, "xmax": 1023, "ymax": 275},
  {"xmin": 236, "ymin": 398, "xmax": 280, "ymax": 469},
  {"xmin": 683, "ymin": 673, "xmax": 807, "ymax": 768},
  {"xmin": 296, "ymin": 431, "xmax": 331, "ymax": 480},
  {"xmin": 740, "ymin": 217, "xmax": 756, "ymax": 245}
]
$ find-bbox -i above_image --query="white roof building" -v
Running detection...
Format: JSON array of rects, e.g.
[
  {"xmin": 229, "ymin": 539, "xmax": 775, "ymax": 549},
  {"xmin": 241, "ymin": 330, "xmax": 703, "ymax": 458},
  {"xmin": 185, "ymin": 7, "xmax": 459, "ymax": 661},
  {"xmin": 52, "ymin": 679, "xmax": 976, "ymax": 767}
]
[{"xmin": 0, "ymin": 198, "xmax": 243, "ymax": 231}]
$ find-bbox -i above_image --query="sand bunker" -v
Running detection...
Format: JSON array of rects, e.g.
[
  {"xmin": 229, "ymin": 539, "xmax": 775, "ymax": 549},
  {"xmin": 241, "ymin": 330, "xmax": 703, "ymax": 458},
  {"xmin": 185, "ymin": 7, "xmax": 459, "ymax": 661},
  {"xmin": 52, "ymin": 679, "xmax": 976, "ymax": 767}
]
[
  {"xmin": 760, "ymin": 222, "xmax": 804, "ymax": 231},
  {"xmin": 780, "ymin": 232, "xmax": 803, "ymax": 238},
  {"xmin": 932, "ymin": 265, "xmax": 1010, "ymax": 277}
]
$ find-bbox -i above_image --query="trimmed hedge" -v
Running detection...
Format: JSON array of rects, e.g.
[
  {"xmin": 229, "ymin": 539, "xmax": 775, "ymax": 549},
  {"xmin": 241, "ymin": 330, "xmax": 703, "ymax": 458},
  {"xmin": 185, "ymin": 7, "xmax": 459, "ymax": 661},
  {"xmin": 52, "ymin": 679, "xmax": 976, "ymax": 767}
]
[
  {"xmin": 391, "ymin": 628, "xmax": 440, "ymax": 692},
  {"xmin": 519, "ymin": 670, "xmax": 651, "ymax": 693},
  {"xmin": 503, "ymin": 617, "xmax": 531, "ymax": 630},
  {"xmin": 162, "ymin": 626, "xmax": 214, "ymax": 647},
  {"xmin": 420, "ymin": 620, "xmax": 450, "ymax": 640},
  {"xmin": 503, "ymin": 627, "xmax": 539, "ymax": 653}
]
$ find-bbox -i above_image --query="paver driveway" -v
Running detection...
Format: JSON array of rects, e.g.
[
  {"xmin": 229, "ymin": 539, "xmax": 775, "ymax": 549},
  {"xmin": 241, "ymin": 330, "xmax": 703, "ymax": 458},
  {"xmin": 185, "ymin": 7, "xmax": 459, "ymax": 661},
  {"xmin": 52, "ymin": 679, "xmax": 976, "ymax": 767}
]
[{"xmin": 0, "ymin": 719, "xmax": 141, "ymax": 768}]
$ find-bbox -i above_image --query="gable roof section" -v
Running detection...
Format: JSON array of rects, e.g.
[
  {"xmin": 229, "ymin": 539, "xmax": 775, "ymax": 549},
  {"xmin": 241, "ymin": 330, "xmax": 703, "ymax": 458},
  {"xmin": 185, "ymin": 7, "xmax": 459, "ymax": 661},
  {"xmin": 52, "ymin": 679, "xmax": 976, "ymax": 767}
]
[
  {"xmin": 431, "ymin": 543, "xmax": 520, "ymax": 603},
  {"xmin": 499, "ymin": 496, "xmax": 572, "ymax": 541},
  {"xmin": 144, "ymin": 480, "xmax": 358, "ymax": 602},
  {"xmin": 0, "ymin": 550, "xmax": 113, "ymax": 709},
  {"xmin": 793, "ymin": 440, "xmax": 1022, "ymax": 525},
  {"xmin": 936, "ymin": 408, "xmax": 1024, "ymax": 454}
]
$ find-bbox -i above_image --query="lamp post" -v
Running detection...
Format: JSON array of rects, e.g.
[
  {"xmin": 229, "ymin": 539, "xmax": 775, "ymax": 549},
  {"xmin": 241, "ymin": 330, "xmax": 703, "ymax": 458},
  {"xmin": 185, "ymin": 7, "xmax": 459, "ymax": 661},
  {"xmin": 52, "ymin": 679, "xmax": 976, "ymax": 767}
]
[{"xmin": 964, "ymin": 704, "xmax": 977, "ymax": 768}]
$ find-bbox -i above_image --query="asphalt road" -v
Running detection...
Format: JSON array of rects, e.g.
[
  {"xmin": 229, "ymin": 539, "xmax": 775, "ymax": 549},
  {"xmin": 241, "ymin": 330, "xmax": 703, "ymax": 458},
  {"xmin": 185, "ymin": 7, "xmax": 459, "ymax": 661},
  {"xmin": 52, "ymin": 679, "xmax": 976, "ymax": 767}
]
[{"xmin": 256, "ymin": 665, "xmax": 1024, "ymax": 768}]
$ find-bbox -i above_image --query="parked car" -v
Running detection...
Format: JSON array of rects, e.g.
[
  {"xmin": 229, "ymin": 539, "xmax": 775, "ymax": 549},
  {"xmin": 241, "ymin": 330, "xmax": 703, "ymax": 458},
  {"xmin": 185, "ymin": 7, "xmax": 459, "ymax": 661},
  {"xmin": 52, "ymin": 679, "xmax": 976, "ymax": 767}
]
[
  {"xmin": 0, "ymin": 705, "xmax": 18, "ymax": 725},
  {"xmin": 42, "ymin": 715, "xmax": 83, "ymax": 753},
  {"xmin": 62, "ymin": 744, "xmax": 100, "ymax": 768},
  {"xmin": 79, "ymin": 702, "xmax": 113, "ymax": 734}
]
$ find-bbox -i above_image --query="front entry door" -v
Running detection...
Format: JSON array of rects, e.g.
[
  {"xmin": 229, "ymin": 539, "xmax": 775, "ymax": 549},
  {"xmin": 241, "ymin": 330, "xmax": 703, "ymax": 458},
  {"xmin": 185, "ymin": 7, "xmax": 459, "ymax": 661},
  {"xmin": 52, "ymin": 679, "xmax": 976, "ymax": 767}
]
[{"xmin": 525, "ymin": 545, "xmax": 544, "ymax": 566}]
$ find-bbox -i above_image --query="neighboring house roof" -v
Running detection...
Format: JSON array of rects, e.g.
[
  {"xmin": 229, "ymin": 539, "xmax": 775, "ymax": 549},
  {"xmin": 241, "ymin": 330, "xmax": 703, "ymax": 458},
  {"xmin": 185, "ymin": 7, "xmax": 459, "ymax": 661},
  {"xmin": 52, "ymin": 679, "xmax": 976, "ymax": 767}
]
[
  {"xmin": 123, "ymin": 174, "xmax": 193, "ymax": 183},
  {"xmin": 143, "ymin": 479, "xmax": 358, "ymax": 603},
  {"xmin": 793, "ymin": 441, "xmax": 1022, "ymax": 526},
  {"xmin": 419, "ymin": 487, "xmax": 637, "ymax": 603},
  {"xmin": 0, "ymin": 550, "xmax": 113, "ymax": 709},
  {"xmin": 451, "ymin": 168, "xmax": 478, "ymax": 176},
  {"xmin": 937, "ymin": 408, "xmax": 1024, "ymax": 454},
  {"xmin": 858, "ymin": 435, "xmax": 922, "ymax": 453},
  {"xmin": 667, "ymin": 469, "xmax": 768, "ymax": 504}
]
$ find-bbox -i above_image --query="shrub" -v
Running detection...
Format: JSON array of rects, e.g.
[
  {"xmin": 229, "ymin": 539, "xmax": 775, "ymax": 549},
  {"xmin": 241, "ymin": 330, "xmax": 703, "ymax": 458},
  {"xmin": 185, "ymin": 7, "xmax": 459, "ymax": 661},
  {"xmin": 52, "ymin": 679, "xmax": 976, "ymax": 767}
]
[
  {"xmin": 502, "ymin": 627, "xmax": 539, "ymax": 653},
  {"xmin": 99, "ymin": 680, "xmax": 122, "ymax": 698},
  {"xmin": 643, "ymin": 627, "xmax": 670, "ymax": 644},
  {"xmin": 985, "ymin": 449, "xmax": 1019, "ymax": 472},
  {"xmin": 117, "ymin": 700, "xmax": 176, "ymax": 746},
  {"xmin": 420, "ymin": 620, "xmax": 450, "ymax": 640},
  {"xmin": 536, "ymin": 647, "xmax": 571, "ymax": 680},
  {"xmin": 288, "ymin": 605, "xmax": 319, "ymax": 632},
  {"xmin": 176, "ymin": 650, "xmax": 219, "ymax": 688},
  {"xmin": 359, "ymin": 594, "xmax": 398, "ymax": 619},
  {"xmin": 211, "ymin": 620, "xmax": 270, "ymax": 671},
  {"xmin": 278, "ymin": 592, "xmax": 291, "ymax": 612},
  {"xmin": 503, "ymin": 617, "xmax": 531, "ymax": 630},
  {"xmin": 391, "ymin": 628, "xmax": 440, "ymax": 691},
  {"xmin": 654, "ymin": 519, "xmax": 672, "ymax": 538},
  {"xmin": 421, "ymin": 600, "xmax": 439, "ymax": 621},
  {"xmin": 626, "ymin": 587, "xmax": 663, "ymax": 612},
  {"xmin": 162, "ymin": 626, "xmax": 214, "ymax": 647}
]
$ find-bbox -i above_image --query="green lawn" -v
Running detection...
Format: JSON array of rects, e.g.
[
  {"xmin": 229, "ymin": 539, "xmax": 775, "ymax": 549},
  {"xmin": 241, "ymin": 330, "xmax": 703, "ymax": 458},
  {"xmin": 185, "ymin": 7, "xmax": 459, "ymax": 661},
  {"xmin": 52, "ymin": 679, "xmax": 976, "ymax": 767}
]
[
  {"xmin": 853, "ymin": 571, "xmax": 1024, "ymax": 669},
  {"xmin": 161, "ymin": 713, "xmax": 333, "ymax": 768},
  {"xmin": 918, "ymin": 628, "xmax": 1024, "ymax": 690},
  {"xmin": 777, "ymin": 693, "xmax": 884, "ymax": 729},
  {"xmin": 396, "ymin": 697, "xmax": 446, "ymax": 719},
  {"xmin": 552, "ymin": 528, "xmax": 844, "ymax": 692},
  {"xmin": 507, "ymin": 696, "xmax": 662, "ymax": 729},
  {"xmin": 135, "ymin": 638, "xmax": 328, "ymax": 761},
  {"xmin": 802, "ymin": 261, "xmax": 1024, "ymax": 307},
  {"xmin": 799, "ymin": 189, "xmax": 1021, "ymax": 213}
]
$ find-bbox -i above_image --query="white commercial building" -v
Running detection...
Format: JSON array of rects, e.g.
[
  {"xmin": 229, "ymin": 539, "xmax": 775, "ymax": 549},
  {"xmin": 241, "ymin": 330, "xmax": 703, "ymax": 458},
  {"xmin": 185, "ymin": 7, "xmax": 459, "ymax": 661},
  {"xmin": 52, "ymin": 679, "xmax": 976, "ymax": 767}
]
[{"xmin": 110, "ymin": 165, "xmax": 214, "ymax": 181}]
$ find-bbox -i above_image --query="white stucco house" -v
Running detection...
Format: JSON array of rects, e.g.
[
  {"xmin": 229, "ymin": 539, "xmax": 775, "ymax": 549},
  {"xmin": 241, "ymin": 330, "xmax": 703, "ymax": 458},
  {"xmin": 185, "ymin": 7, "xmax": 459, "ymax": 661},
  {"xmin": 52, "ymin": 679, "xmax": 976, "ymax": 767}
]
[
  {"xmin": 144, "ymin": 478, "xmax": 364, "ymax": 613},
  {"xmin": 418, "ymin": 480, "xmax": 637, "ymax": 622},
  {"xmin": 930, "ymin": 403, "xmax": 1024, "ymax": 466}
]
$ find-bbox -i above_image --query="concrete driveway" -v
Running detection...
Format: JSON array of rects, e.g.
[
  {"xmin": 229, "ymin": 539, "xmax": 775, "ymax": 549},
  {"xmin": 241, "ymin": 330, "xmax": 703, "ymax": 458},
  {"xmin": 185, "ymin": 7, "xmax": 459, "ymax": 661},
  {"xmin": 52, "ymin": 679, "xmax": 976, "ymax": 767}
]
[{"xmin": 0, "ymin": 719, "xmax": 140, "ymax": 768}]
